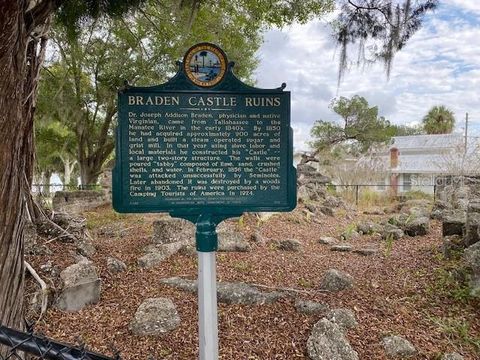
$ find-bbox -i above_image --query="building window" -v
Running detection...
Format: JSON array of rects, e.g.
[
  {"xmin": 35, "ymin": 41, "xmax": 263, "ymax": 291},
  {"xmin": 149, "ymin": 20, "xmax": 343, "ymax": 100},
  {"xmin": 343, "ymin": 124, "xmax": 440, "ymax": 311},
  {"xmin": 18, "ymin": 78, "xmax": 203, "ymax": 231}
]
[
  {"xmin": 377, "ymin": 179, "xmax": 387, "ymax": 191},
  {"xmin": 403, "ymin": 174, "xmax": 412, "ymax": 191}
]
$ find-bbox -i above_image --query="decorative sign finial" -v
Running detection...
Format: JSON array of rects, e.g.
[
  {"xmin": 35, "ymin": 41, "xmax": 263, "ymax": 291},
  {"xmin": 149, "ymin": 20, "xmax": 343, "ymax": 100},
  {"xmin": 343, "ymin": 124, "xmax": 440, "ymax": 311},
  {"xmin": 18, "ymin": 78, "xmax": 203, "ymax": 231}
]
[{"xmin": 183, "ymin": 43, "xmax": 228, "ymax": 88}]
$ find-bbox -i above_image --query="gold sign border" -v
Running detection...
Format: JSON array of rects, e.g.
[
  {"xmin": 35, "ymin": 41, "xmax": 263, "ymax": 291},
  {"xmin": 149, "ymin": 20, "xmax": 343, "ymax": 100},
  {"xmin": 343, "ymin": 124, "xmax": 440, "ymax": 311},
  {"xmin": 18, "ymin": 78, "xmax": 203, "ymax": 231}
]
[{"xmin": 183, "ymin": 43, "xmax": 228, "ymax": 88}]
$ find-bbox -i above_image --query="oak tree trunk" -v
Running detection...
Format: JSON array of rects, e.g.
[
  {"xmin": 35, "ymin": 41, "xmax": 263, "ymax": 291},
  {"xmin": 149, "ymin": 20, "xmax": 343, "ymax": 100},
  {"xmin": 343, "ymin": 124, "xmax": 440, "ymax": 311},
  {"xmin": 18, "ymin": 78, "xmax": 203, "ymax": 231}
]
[
  {"xmin": 40, "ymin": 170, "xmax": 52, "ymax": 197},
  {"xmin": 62, "ymin": 158, "xmax": 76, "ymax": 187},
  {"xmin": 0, "ymin": 0, "xmax": 53, "ymax": 345},
  {"xmin": 79, "ymin": 161, "xmax": 101, "ymax": 187},
  {"xmin": 0, "ymin": 1, "xmax": 29, "ymax": 335}
]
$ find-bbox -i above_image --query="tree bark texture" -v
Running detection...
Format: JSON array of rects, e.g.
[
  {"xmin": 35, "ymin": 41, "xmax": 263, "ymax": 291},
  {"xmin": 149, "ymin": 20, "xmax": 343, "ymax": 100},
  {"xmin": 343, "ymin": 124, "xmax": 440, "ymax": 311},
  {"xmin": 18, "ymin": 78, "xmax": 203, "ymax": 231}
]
[
  {"xmin": 0, "ymin": 0, "xmax": 29, "ymax": 333},
  {"xmin": 0, "ymin": 0, "xmax": 53, "ymax": 340},
  {"xmin": 61, "ymin": 157, "xmax": 75, "ymax": 187}
]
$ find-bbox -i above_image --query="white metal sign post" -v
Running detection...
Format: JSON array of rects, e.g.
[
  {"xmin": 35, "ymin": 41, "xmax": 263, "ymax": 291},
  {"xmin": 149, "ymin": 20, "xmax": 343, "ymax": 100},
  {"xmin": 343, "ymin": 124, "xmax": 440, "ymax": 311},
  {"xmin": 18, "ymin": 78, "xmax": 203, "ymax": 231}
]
[
  {"xmin": 195, "ymin": 214, "xmax": 221, "ymax": 360},
  {"xmin": 198, "ymin": 251, "xmax": 218, "ymax": 360}
]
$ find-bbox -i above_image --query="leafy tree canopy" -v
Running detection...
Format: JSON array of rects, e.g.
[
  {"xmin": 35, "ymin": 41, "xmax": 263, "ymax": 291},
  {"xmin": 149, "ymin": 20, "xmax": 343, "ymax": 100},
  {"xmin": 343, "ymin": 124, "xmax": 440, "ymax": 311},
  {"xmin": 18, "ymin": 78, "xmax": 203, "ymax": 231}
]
[
  {"xmin": 310, "ymin": 95, "xmax": 393, "ymax": 154},
  {"xmin": 388, "ymin": 123, "xmax": 424, "ymax": 136},
  {"xmin": 35, "ymin": 63, "xmax": 80, "ymax": 185},
  {"xmin": 422, "ymin": 105, "xmax": 456, "ymax": 134},
  {"xmin": 37, "ymin": 0, "xmax": 335, "ymax": 185},
  {"xmin": 310, "ymin": 95, "xmax": 423, "ymax": 155},
  {"xmin": 56, "ymin": 0, "xmax": 146, "ymax": 38},
  {"xmin": 55, "ymin": 0, "xmax": 335, "ymax": 39}
]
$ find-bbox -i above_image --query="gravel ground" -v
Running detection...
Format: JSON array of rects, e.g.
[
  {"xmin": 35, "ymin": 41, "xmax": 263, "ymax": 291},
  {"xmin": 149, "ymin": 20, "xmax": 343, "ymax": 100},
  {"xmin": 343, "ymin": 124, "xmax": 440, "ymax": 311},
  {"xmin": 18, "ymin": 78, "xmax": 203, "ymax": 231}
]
[{"xmin": 25, "ymin": 204, "xmax": 480, "ymax": 359}]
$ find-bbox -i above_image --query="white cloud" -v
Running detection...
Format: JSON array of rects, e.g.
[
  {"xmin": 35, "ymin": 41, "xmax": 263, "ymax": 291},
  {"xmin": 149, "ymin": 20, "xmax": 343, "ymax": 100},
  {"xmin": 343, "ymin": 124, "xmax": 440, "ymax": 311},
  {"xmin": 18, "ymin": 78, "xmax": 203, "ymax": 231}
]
[
  {"xmin": 254, "ymin": 3, "xmax": 480, "ymax": 151},
  {"xmin": 446, "ymin": 0, "xmax": 480, "ymax": 14}
]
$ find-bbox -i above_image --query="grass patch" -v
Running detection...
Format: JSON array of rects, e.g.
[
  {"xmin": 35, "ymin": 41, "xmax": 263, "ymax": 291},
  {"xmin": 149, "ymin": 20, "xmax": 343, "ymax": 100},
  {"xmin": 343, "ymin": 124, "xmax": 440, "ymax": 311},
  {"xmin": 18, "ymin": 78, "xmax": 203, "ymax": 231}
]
[
  {"xmin": 338, "ymin": 188, "xmax": 396, "ymax": 208},
  {"xmin": 402, "ymin": 190, "xmax": 433, "ymax": 201},
  {"xmin": 429, "ymin": 316, "xmax": 480, "ymax": 353},
  {"xmin": 305, "ymin": 211, "xmax": 312, "ymax": 223},
  {"xmin": 84, "ymin": 208, "xmax": 130, "ymax": 229},
  {"xmin": 384, "ymin": 233, "xmax": 395, "ymax": 257},
  {"xmin": 425, "ymin": 265, "xmax": 473, "ymax": 304},
  {"xmin": 232, "ymin": 260, "xmax": 252, "ymax": 273},
  {"xmin": 237, "ymin": 215, "xmax": 245, "ymax": 229},
  {"xmin": 326, "ymin": 184, "xmax": 337, "ymax": 196},
  {"xmin": 297, "ymin": 278, "xmax": 314, "ymax": 288},
  {"xmin": 342, "ymin": 223, "xmax": 357, "ymax": 241}
]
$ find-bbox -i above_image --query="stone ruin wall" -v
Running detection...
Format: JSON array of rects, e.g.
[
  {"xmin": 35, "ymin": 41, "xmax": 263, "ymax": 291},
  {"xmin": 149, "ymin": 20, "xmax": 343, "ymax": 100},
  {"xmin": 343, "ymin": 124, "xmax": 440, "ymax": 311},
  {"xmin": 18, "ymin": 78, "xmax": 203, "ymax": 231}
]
[
  {"xmin": 434, "ymin": 175, "xmax": 480, "ymax": 298},
  {"xmin": 435, "ymin": 175, "xmax": 480, "ymax": 210},
  {"xmin": 52, "ymin": 190, "xmax": 110, "ymax": 214}
]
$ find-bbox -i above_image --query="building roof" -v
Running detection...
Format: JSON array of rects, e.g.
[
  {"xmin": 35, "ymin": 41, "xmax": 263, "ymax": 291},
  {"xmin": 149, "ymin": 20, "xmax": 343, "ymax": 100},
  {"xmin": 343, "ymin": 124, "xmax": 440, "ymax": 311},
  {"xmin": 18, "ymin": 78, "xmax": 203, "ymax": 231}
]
[
  {"xmin": 390, "ymin": 134, "xmax": 478, "ymax": 150},
  {"xmin": 388, "ymin": 134, "xmax": 480, "ymax": 174}
]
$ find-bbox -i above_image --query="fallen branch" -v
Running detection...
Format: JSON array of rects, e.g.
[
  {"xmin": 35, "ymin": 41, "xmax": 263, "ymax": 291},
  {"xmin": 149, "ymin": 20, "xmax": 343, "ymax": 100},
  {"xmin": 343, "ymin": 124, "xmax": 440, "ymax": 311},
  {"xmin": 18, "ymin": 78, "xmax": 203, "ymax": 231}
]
[
  {"xmin": 25, "ymin": 261, "xmax": 49, "ymax": 322},
  {"xmin": 44, "ymin": 218, "xmax": 78, "ymax": 241},
  {"xmin": 43, "ymin": 223, "xmax": 73, "ymax": 244}
]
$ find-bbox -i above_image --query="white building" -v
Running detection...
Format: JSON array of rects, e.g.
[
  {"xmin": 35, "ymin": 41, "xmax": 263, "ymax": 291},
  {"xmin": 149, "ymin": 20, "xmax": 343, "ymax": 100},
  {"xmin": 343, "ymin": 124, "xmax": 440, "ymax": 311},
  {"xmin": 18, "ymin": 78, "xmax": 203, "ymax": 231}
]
[{"xmin": 379, "ymin": 134, "xmax": 480, "ymax": 194}]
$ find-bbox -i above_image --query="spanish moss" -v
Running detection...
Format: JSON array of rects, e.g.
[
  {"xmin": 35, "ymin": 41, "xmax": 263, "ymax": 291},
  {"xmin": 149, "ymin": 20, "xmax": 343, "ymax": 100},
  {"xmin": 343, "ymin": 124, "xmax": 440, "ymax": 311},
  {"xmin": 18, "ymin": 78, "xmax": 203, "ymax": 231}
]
[{"xmin": 335, "ymin": 0, "xmax": 438, "ymax": 85}]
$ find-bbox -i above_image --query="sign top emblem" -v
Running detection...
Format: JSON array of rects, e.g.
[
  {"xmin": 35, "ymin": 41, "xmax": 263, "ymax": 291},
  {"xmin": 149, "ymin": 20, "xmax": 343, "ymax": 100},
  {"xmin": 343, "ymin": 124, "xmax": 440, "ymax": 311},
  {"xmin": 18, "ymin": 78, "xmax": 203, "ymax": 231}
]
[{"xmin": 183, "ymin": 43, "xmax": 228, "ymax": 87}]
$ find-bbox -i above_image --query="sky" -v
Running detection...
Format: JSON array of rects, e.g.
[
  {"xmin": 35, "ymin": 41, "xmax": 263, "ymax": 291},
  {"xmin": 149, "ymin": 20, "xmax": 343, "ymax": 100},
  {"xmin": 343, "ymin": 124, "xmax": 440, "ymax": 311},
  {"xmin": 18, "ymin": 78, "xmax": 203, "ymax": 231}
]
[{"xmin": 254, "ymin": 0, "xmax": 480, "ymax": 152}]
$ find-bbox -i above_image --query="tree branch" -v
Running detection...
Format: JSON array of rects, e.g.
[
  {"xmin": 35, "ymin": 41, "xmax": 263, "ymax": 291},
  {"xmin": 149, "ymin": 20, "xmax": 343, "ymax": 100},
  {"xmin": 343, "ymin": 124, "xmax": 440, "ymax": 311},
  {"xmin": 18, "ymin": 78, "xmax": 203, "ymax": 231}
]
[
  {"xmin": 25, "ymin": 261, "xmax": 48, "ymax": 322},
  {"xmin": 347, "ymin": 0, "xmax": 396, "ymax": 28}
]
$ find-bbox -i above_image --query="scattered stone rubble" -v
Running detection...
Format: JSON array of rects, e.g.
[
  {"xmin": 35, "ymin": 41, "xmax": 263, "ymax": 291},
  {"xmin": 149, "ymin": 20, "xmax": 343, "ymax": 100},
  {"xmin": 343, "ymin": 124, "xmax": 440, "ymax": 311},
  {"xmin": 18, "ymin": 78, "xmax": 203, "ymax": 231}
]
[
  {"xmin": 160, "ymin": 277, "xmax": 284, "ymax": 305},
  {"xmin": 140, "ymin": 218, "xmax": 249, "ymax": 265},
  {"xmin": 318, "ymin": 236, "xmax": 378, "ymax": 256},
  {"xmin": 295, "ymin": 299, "xmax": 329, "ymax": 315},
  {"xmin": 307, "ymin": 318, "xmax": 359, "ymax": 360},
  {"xmin": 381, "ymin": 223, "xmax": 404, "ymax": 241},
  {"xmin": 356, "ymin": 221, "xmax": 382, "ymax": 235},
  {"xmin": 318, "ymin": 236, "xmax": 337, "ymax": 245},
  {"xmin": 277, "ymin": 238, "xmax": 302, "ymax": 251},
  {"xmin": 296, "ymin": 158, "xmax": 347, "ymax": 217},
  {"xmin": 319, "ymin": 269, "xmax": 353, "ymax": 292},
  {"xmin": 325, "ymin": 308, "xmax": 357, "ymax": 331},
  {"xmin": 56, "ymin": 259, "xmax": 101, "ymax": 312},
  {"xmin": 138, "ymin": 217, "xmax": 194, "ymax": 268},
  {"xmin": 129, "ymin": 298, "xmax": 180, "ymax": 336},
  {"xmin": 330, "ymin": 244, "xmax": 353, "ymax": 252},
  {"xmin": 385, "ymin": 200, "xmax": 432, "ymax": 238},
  {"xmin": 217, "ymin": 224, "xmax": 249, "ymax": 252},
  {"xmin": 23, "ymin": 175, "xmax": 479, "ymax": 356},
  {"xmin": 107, "ymin": 257, "xmax": 127, "ymax": 273},
  {"xmin": 152, "ymin": 216, "xmax": 194, "ymax": 244},
  {"xmin": 138, "ymin": 241, "xmax": 187, "ymax": 269},
  {"xmin": 382, "ymin": 335, "xmax": 417, "ymax": 359}
]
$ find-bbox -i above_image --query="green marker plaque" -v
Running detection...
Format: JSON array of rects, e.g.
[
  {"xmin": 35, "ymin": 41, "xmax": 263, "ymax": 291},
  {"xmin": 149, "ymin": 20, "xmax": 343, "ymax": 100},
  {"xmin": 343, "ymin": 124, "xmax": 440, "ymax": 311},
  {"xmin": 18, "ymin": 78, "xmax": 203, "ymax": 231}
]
[
  {"xmin": 113, "ymin": 43, "xmax": 296, "ymax": 358},
  {"xmin": 113, "ymin": 43, "xmax": 296, "ymax": 217}
]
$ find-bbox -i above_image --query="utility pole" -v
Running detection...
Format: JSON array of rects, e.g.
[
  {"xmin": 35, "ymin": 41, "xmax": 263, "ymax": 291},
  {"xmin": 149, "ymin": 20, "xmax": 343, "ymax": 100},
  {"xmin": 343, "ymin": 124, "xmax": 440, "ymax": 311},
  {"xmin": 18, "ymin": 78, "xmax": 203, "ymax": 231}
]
[{"xmin": 464, "ymin": 112, "xmax": 469, "ymax": 154}]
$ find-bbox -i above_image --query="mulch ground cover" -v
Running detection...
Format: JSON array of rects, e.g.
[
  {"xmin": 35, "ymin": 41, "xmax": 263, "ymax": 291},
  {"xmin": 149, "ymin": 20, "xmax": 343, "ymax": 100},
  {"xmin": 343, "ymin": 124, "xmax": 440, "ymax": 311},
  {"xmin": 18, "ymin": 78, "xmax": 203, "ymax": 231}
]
[{"xmin": 26, "ymin": 204, "xmax": 480, "ymax": 359}]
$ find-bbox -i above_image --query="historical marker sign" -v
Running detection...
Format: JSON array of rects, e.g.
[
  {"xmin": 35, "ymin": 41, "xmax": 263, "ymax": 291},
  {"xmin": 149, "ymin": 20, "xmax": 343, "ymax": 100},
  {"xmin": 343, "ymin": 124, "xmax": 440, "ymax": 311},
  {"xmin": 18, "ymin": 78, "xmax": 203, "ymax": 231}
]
[
  {"xmin": 113, "ymin": 43, "xmax": 296, "ymax": 360},
  {"xmin": 113, "ymin": 43, "xmax": 296, "ymax": 216}
]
